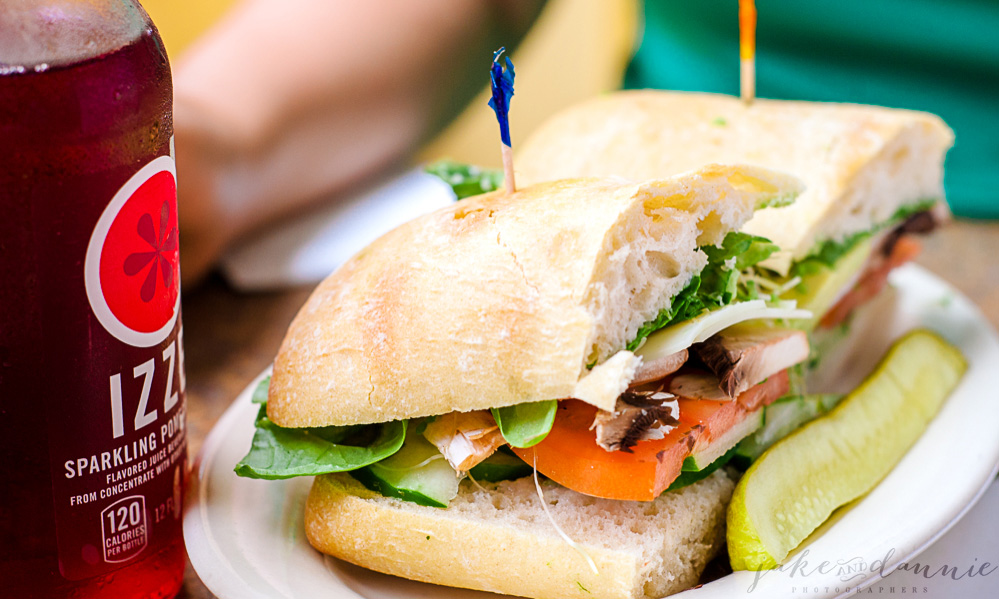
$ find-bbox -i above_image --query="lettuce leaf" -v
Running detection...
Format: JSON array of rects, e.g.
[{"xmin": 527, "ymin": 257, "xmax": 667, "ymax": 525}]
[
  {"xmin": 425, "ymin": 160, "xmax": 503, "ymax": 200},
  {"xmin": 492, "ymin": 400, "xmax": 558, "ymax": 448},
  {"xmin": 702, "ymin": 231, "xmax": 779, "ymax": 273},
  {"xmin": 628, "ymin": 232, "xmax": 778, "ymax": 350},
  {"xmin": 790, "ymin": 231, "xmax": 870, "ymax": 278},
  {"xmin": 234, "ymin": 379, "xmax": 406, "ymax": 479},
  {"xmin": 790, "ymin": 199, "xmax": 937, "ymax": 278}
]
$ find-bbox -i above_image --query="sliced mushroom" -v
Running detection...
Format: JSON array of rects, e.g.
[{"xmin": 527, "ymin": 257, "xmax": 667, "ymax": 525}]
[
  {"xmin": 592, "ymin": 389, "xmax": 680, "ymax": 452},
  {"xmin": 422, "ymin": 410, "xmax": 506, "ymax": 472},
  {"xmin": 668, "ymin": 371, "xmax": 732, "ymax": 401},
  {"xmin": 880, "ymin": 207, "xmax": 943, "ymax": 257},
  {"xmin": 631, "ymin": 348, "xmax": 689, "ymax": 386},
  {"xmin": 695, "ymin": 324, "xmax": 809, "ymax": 398}
]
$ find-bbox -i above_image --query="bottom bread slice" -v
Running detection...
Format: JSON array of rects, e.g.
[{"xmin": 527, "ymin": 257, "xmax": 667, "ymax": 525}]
[{"xmin": 305, "ymin": 470, "xmax": 734, "ymax": 599}]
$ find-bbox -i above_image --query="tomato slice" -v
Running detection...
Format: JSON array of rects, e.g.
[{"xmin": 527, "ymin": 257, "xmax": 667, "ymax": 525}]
[
  {"xmin": 515, "ymin": 370, "xmax": 790, "ymax": 501},
  {"xmin": 512, "ymin": 400, "xmax": 694, "ymax": 501},
  {"xmin": 678, "ymin": 370, "xmax": 789, "ymax": 453},
  {"xmin": 820, "ymin": 236, "xmax": 921, "ymax": 329}
]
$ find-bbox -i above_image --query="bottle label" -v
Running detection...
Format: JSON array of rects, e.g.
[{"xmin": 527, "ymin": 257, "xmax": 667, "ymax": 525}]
[{"xmin": 48, "ymin": 155, "xmax": 187, "ymax": 580}]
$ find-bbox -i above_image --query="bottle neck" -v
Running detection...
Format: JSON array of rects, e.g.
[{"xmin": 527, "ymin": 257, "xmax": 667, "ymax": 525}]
[{"xmin": 0, "ymin": 0, "xmax": 148, "ymax": 71}]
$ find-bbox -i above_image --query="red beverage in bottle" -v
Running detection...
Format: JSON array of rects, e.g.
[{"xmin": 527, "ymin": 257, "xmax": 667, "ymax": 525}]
[{"xmin": 0, "ymin": 2, "xmax": 186, "ymax": 597}]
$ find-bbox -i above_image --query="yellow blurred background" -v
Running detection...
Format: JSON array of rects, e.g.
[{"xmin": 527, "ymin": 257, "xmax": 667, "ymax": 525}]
[{"xmin": 143, "ymin": 0, "xmax": 637, "ymax": 168}]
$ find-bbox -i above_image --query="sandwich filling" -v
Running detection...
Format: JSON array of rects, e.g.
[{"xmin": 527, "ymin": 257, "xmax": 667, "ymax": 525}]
[
  {"xmin": 769, "ymin": 200, "xmax": 944, "ymax": 379},
  {"xmin": 236, "ymin": 224, "xmax": 814, "ymax": 504}
]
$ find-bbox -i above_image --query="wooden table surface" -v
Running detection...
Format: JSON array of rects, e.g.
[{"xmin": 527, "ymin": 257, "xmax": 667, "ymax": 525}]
[{"xmin": 175, "ymin": 219, "xmax": 999, "ymax": 599}]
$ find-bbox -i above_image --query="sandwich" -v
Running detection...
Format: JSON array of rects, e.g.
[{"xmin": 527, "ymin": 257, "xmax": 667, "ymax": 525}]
[
  {"xmin": 236, "ymin": 165, "xmax": 813, "ymax": 599},
  {"xmin": 516, "ymin": 91, "xmax": 954, "ymax": 344}
]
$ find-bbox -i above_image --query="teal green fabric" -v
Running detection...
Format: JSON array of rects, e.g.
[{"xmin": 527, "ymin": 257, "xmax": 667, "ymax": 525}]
[{"xmin": 624, "ymin": 0, "xmax": 999, "ymax": 218}]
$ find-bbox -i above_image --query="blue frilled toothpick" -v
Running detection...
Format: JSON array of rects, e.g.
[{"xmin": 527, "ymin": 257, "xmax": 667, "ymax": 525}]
[{"xmin": 489, "ymin": 47, "xmax": 516, "ymax": 194}]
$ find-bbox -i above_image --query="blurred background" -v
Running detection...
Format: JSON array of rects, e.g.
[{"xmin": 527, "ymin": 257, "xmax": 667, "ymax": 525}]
[
  {"xmin": 144, "ymin": 0, "xmax": 640, "ymax": 288},
  {"xmin": 145, "ymin": 0, "xmax": 637, "ymax": 169},
  {"xmin": 141, "ymin": 0, "xmax": 996, "ymax": 290}
]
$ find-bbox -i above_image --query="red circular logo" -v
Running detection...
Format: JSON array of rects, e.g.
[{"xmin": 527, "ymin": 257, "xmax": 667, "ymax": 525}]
[
  {"xmin": 99, "ymin": 170, "xmax": 179, "ymax": 332},
  {"xmin": 86, "ymin": 157, "xmax": 180, "ymax": 347}
]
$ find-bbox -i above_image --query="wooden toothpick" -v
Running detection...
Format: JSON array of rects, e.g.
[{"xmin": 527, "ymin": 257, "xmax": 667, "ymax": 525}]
[
  {"xmin": 489, "ymin": 47, "xmax": 517, "ymax": 194},
  {"xmin": 739, "ymin": 0, "xmax": 757, "ymax": 105}
]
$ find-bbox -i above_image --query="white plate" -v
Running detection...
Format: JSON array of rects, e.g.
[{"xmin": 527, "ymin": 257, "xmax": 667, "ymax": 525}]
[
  {"xmin": 184, "ymin": 265, "xmax": 999, "ymax": 599},
  {"xmin": 219, "ymin": 168, "xmax": 454, "ymax": 291}
]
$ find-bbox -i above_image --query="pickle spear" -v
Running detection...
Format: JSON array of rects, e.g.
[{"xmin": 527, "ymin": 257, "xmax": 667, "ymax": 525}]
[{"xmin": 727, "ymin": 329, "xmax": 967, "ymax": 570}]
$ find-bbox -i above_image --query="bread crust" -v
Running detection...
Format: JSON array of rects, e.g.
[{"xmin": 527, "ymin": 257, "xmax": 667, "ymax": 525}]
[
  {"xmin": 268, "ymin": 168, "xmax": 802, "ymax": 427},
  {"xmin": 517, "ymin": 90, "xmax": 954, "ymax": 264},
  {"xmin": 305, "ymin": 472, "xmax": 735, "ymax": 599}
]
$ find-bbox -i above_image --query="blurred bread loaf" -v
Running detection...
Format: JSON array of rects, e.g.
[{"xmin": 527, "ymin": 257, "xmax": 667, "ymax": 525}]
[{"xmin": 517, "ymin": 90, "xmax": 953, "ymax": 272}]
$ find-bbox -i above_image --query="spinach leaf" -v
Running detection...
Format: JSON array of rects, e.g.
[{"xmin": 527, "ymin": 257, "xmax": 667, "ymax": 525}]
[
  {"xmin": 424, "ymin": 160, "xmax": 503, "ymax": 200},
  {"xmin": 234, "ymin": 404, "xmax": 406, "ymax": 480},
  {"xmin": 250, "ymin": 376, "xmax": 270, "ymax": 404},
  {"xmin": 491, "ymin": 400, "xmax": 558, "ymax": 448}
]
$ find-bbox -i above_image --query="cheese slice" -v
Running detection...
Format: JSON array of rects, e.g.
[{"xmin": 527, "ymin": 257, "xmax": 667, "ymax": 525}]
[
  {"xmin": 634, "ymin": 300, "xmax": 812, "ymax": 363},
  {"xmin": 572, "ymin": 351, "xmax": 641, "ymax": 412}
]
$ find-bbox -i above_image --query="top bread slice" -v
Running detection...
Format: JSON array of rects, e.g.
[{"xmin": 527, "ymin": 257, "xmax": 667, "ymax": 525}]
[
  {"xmin": 268, "ymin": 166, "xmax": 803, "ymax": 427},
  {"xmin": 516, "ymin": 91, "xmax": 954, "ymax": 267}
]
